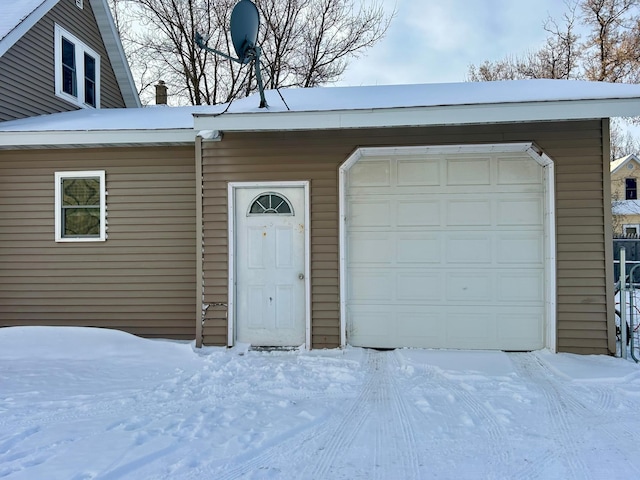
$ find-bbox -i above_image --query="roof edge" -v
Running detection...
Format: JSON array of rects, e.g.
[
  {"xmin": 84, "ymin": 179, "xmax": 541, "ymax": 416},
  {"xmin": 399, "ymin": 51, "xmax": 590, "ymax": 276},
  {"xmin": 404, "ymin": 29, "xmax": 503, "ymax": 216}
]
[
  {"xmin": 0, "ymin": 128, "xmax": 193, "ymax": 148},
  {"xmin": 91, "ymin": 0, "xmax": 141, "ymax": 108},
  {"xmin": 0, "ymin": 0, "xmax": 58, "ymax": 57},
  {"xmin": 611, "ymin": 153, "xmax": 640, "ymax": 174},
  {"xmin": 193, "ymin": 98, "xmax": 640, "ymax": 132}
]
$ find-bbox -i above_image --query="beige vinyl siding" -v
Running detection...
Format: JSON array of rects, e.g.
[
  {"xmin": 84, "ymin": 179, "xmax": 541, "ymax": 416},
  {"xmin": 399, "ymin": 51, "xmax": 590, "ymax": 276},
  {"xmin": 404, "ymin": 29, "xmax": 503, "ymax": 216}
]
[
  {"xmin": 0, "ymin": 146, "xmax": 196, "ymax": 340},
  {"xmin": 202, "ymin": 119, "xmax": 612, "ymax": 354},
  {"xmin": 0, "ymin": 0, "xmax": 125, "ymax": 122}
]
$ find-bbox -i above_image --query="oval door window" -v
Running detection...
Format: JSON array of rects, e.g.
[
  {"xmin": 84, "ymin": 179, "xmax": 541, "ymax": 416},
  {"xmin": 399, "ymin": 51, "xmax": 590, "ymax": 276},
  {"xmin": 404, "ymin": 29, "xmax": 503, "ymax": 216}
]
[{"xmin": 247, "ymin": 192, "xmax": 294, "ymax": 216}]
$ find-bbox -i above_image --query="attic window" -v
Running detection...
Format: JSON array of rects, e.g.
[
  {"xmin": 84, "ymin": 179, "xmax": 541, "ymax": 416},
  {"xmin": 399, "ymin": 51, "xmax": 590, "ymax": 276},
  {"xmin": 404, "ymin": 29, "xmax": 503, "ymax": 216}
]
[
  {"xmin": 626, "ymin": 178, "xmax": 637, "ymax": 200},
  {"xmin": 248, "ymin": 193, "xmax": 293, "ymax": 215},
  {"xmin": 54, "ymin": 24, "xmax": 100, "ymax": 108}
]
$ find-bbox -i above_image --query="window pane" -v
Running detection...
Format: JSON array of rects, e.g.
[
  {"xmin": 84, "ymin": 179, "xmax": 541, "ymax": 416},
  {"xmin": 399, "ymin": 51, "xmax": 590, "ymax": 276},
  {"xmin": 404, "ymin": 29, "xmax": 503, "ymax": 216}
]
[
  {"xmin": 249, "ymin": 193, "xmax": 293, "ymax": 215},
  {"xmin": 627, "ymin": 178, "xmax": 637, "ymax": 200},
  {"xmin": 84, "ymin": 54, "xmax": 96, "ymax": 106},
  {"xmin": 63, "ymin": 208, "xmax": 100, "ymax": 236},
  {"xmin": 62, "ymin": 178, "xmax": 100, "ymax": 206},
  {"xmin": 84, "ymin": 53, "xmax": 95, "ymax": 78},
  {"xmin": 62, "ymin": 38, "xmax": 77, "ymax": 96}
]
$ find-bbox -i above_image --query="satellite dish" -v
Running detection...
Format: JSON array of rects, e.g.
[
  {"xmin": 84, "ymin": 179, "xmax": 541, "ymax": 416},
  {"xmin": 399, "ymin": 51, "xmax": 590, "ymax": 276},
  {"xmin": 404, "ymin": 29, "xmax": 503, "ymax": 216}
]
[
  {"xmin": 230, "ymin": 0, "xmax": 259, "ymax": 65},
  {"xmin": 195, "ymin": 0, "xmax": 267, "ymax": 108}
]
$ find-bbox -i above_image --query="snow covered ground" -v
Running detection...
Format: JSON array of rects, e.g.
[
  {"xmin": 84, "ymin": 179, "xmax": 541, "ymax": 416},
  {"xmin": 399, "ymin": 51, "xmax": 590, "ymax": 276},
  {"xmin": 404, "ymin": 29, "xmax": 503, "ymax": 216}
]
[{"xmin": 2, "ymin": 327, "xmax": 640, "ymax": 479}]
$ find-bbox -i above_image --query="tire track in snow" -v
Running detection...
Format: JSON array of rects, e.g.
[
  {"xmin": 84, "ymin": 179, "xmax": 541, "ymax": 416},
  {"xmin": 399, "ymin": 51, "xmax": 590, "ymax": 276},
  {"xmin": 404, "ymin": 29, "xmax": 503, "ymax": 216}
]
[
  {"xmin": 508, "ymin": 353, "xmax": 592, "ymax": 480},
  {"xmin": 384, "ymin": 351, "xmax": 421, "ymax": 479},
  {"xmin": 413, "ymin": 361, "xmax": 513, "ymax": 471},
  {"xmin": 174, "ymin": 352, "xmax": 379, "ymax": 480},
  {"xmin": 511, "ymin": 352, "xmax": 640, "ymax": 478},
  {"xmin": 301, "ymin": 348, "xmax": 387, "ymax": 479}
]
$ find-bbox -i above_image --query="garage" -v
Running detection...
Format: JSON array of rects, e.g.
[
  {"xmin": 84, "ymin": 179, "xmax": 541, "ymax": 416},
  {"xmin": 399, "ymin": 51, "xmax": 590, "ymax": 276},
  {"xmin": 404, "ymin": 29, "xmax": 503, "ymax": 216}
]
[{"xmin": 341, "ymin": 145, "xmax": 552, "ymax": 350}]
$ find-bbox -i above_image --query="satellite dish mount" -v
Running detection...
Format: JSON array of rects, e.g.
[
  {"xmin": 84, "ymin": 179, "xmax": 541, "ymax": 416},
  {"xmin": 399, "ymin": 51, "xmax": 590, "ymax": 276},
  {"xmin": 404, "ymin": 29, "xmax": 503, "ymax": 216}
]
[{"xmin": 195, "ymin": 0, "xmax": 267, "ymax": 108}]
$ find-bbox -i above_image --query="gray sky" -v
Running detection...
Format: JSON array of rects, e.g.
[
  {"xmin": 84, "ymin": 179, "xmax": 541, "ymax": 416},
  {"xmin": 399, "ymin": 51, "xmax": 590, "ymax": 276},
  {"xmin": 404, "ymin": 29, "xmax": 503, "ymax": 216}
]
[{"xmin": 339, "ymin": 0, "xmax": 570, "ymax": 86}]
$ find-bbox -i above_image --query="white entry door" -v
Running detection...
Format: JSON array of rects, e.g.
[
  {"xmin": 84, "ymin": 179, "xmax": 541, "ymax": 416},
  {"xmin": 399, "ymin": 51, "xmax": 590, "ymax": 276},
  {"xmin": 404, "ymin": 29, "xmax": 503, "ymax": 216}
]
[{"xmin": 235, "ymin": 187, "xmax": 306, "ymax": 346}]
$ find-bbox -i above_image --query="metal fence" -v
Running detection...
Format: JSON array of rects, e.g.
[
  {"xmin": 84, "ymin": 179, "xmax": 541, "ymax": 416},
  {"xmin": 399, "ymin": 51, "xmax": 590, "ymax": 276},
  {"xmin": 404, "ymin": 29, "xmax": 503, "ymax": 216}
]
[{"xmin": 614, "ymin": 237, "xmax": 640, "ymax": 282}]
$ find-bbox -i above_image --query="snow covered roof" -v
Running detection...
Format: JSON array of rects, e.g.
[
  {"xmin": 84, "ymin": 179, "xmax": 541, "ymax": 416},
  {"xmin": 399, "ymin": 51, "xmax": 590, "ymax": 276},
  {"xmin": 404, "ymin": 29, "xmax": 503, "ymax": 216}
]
[
  {"xmin": 195, "ymin": 79, "xmax": 640, "ymax": 132},
  {"xmin": 612, "ymin": 200, "xmax": 640, "ymax": 215},
  {"xmin": 611, "ymin": 154, "xmax": 640, "ymax": 174},
  {"xmin": 0, "ymin": 0, "xmax": 139, "ymax": 108},
  {"xmin": 1, "ymin": 80, "xmax": 640, "ymax": 148},
  {"xmin": 0, "ymin": 105, "xmax": 211, "ymax": 147},
  {"xmin": 0, "ymin": 0, "xmax": 53, "ymax": 53}
]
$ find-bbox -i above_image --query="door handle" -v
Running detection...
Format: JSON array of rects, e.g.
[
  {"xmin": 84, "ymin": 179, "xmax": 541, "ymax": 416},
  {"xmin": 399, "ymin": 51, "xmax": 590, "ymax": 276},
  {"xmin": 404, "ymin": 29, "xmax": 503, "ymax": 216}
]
[{"xmin": 298, "ymin": 273, "xmax": 305, "ymax": 280}]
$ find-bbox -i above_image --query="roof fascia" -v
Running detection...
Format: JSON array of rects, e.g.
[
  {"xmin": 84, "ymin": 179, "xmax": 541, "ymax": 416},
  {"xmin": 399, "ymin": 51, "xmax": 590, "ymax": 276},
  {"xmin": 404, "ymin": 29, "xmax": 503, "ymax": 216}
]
[
  {"xmin": 0, "ymin": 129, "xmax": 194, "ymax": 149},
  {"xmin": 0, "ymin": 0, "xmax": 58, "ymax": 57},
  {"xmin": 193, "ymin": 98, "xmax": 640, "ymax": 132},
  {"xmin": 90, "ymin": 0, "xmax": 141, "ymax": 108}
]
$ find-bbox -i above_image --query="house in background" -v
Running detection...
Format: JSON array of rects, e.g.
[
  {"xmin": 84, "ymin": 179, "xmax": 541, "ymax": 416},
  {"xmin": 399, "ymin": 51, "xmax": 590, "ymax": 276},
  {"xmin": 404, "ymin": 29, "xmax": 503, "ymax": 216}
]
[
  {"xmin": 0, "ymin": 0, "xmax": 139, "ymax": 121},
  {"xmin": 611, "ymin": 154, "xmax": 640, "ymax": 236},
  {"xmin": 1, "ymin": 80, "xmax": 640, "ymax": 356}
]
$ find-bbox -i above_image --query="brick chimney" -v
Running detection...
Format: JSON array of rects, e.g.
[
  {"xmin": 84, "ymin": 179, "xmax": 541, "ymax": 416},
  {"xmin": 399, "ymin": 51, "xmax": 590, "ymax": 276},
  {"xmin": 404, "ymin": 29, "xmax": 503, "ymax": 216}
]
[{"xmin": 155, "ymin": 80, "xmax": 168, "ymax": 105}]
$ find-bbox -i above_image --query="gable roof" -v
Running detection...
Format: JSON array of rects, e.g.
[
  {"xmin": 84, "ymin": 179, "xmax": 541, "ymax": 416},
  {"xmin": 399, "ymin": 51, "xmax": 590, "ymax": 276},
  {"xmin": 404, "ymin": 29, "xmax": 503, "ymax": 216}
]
[
  {"xmin": 1, "ymin": 79, "xmax": 640, "ymax": 148},
  {"xmin": 611, "ymin": 154, "xmax": 640, "ymax": 174},
  {"xmin": 0, "ymin": 0, "xmax": 140, "ymax": 108}
]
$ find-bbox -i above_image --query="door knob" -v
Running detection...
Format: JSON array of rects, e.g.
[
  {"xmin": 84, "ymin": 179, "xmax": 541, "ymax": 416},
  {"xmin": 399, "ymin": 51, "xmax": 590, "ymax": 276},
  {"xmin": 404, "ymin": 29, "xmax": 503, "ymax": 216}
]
[{"xmin": 298, "ymin": 273, "xmax": 305, "ymax": 280}]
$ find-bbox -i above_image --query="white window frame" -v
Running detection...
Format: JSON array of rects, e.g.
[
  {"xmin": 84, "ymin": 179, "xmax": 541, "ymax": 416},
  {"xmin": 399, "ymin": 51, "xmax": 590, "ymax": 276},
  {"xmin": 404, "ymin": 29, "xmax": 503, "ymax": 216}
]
[
  {"xmin": 624, "ymin": 224, "xmax": 640, "ymax": 236},
  {"xmin": 54, "ymin": 24, "xmax": 101, "ymax": 108},
  {"xmin": 55, "ymin": 171, "xmax": 106, "ymax": 242}
]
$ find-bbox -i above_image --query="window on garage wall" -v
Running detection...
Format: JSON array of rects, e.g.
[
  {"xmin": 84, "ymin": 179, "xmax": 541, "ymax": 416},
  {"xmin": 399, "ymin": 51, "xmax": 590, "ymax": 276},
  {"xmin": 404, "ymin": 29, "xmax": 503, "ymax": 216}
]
[{"xmin": 54, "ymin": 171, "xmax": 106, "ymax": 242}]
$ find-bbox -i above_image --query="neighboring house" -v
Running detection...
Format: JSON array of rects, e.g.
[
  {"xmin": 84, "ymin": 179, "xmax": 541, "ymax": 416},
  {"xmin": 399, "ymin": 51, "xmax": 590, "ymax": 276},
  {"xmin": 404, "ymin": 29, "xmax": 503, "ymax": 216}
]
[
  {"xmin": 1, "ymin": 79, "xmax": 639, "ymax": 356},
  {"xmin": 0, "ymin": 0, "xmax": 139, "ymax": 121},
  {"xmin": 611, "ymin": 154, "xmax": 640, "ymax": 236}
]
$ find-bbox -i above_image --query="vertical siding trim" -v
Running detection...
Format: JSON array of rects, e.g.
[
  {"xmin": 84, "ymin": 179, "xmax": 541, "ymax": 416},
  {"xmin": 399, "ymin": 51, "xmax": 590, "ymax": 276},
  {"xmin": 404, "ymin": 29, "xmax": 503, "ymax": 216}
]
[
  {"xmin": 195, "ymin": 137, "xmax": 204, "ymax": 347},
  {"xmin": 226, "ymin": 183, "xmax": 236, "ymax": 347},
  {"xmin": 603, "ymin": 118, "xmax": 616, "ymax": 354},
  {"xmin": 544, "ymin": 159, "xmax": 558, "ymax": 352},
  {"xmin": 338, "ymin": 148, "xmax": 362, "ymax": 347}
]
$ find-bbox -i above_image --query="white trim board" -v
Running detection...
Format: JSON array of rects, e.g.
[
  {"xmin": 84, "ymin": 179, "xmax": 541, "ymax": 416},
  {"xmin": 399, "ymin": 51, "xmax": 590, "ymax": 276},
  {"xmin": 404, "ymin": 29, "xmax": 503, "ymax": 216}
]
[
  {"xmin": 194, "ymin": 98, "xmax": 640, "ymax": 133},
  {"xmin": 338, "ymin": 143, "xmax": 557, "ymax": 351},
  {"xmin": 227, "ymin": 181, "xmax": 312, "ymax": 349}
]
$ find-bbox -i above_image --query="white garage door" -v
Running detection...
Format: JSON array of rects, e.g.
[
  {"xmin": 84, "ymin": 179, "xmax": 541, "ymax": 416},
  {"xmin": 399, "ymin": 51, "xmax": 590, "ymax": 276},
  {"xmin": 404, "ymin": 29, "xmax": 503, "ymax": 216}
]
[{"xmin": 345, "ymin": 151, "xmax": 545, "ymax": 350}]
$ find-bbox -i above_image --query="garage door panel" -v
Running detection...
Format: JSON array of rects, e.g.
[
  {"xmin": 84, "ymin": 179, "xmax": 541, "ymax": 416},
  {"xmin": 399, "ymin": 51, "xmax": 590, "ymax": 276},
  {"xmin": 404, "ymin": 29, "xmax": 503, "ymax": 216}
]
[
  {"xmin": 348, "ymin": 310, "xmax": 391, "ymax": 346},
  {"xmin": 349, "ymin": 160, "xmax": 390, "ymax": 187},
  {"xmin": 348, "ymin": 233, "xmax": 393, "ymax": 264},
  {"xmin": 396, "ymin": 272, "xmax": 442, "ymax": 301},
  {"xmin": 446, "ymin": 312, "xmax": 496, "ymax": 348},
  {"xmin": 445, "ymin": 235, "xmax": 492, "ymax": 264},
  {"xmin": 397, "ymin": 235, "xmax": 440, "ymax": 263},
  {"xmin": 445, "ymin": 272, "xmax": 492, "ymax": 302},
  {"xmin": 397, "ymin": 159, "xmax": 440, "ymax": 186},
  {"xmin": 497, "ymin": 272, "xmax": 544, "ymax": 302},
  {"xmin": 447, "ymin": 157, "xmax": 491, "ymax": 185},
  {"xmin": 497, "ymin": 198, "xmax": 543, "ymax": 225},
  {"xmin": 397, "ymin": 200, "xmax": 440, "ymax": 226},
  {"xmin": 447, "ymin": 200, "xmax": 492, "ymax": 226},
  {"xmin": 496, "ymin": 312, "xmax": 544, "ymax": 350},
  {"xmin": 348, "ymin": 271, "xmax": 393, "ymax": 301},
  {"xmin": 498, "ymin": 157, "xmax": 543, "ymax": 185},
  {"xmin": 496, "ymin": 235, "xmax": 543, "ymax": 264},
  {"xmin": 397, "ymin": 313, "xmax": 444, "ymax": 347},
  {"xmin": 349, "ymin": 200, "xmax": 391, "ymax": 227}
]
